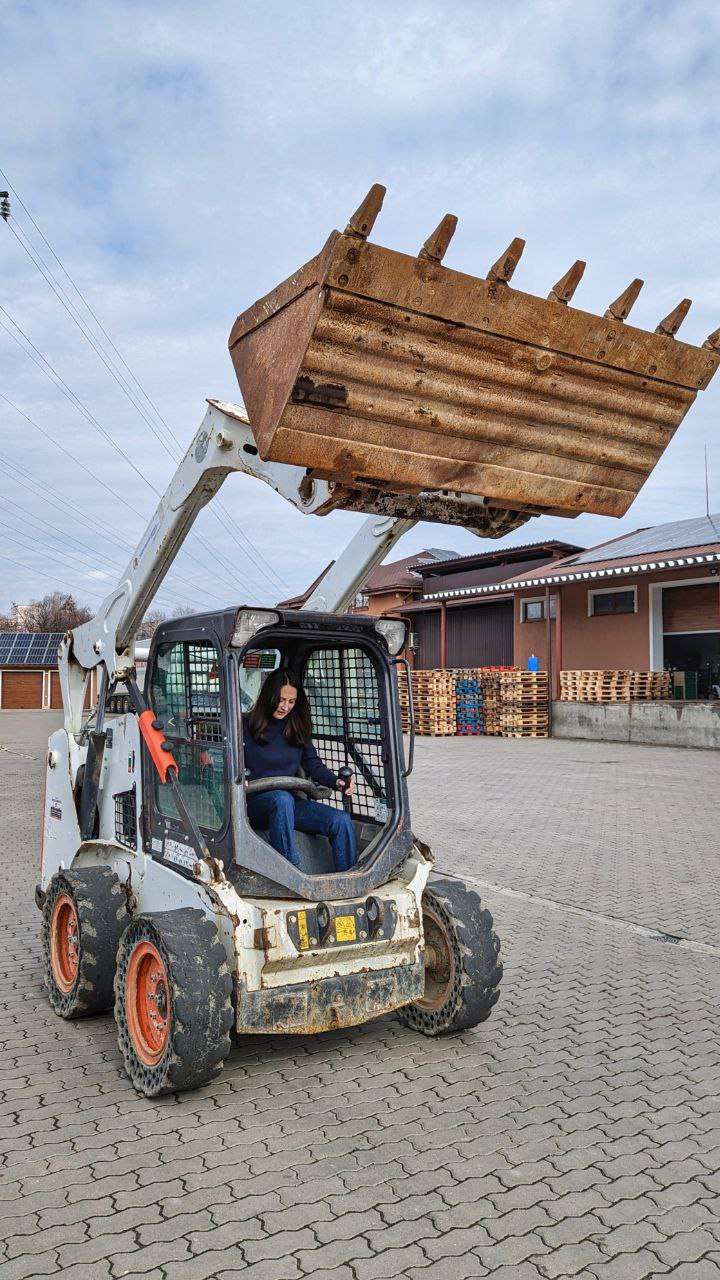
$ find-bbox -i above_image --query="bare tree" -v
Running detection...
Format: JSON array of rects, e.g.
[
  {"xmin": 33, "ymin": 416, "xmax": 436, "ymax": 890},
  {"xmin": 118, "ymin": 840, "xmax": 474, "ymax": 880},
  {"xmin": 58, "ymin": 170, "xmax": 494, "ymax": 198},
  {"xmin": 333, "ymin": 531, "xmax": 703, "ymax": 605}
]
[
  {"xmin": 136, "ymin": 609, "xmax": 170, "ymax": 640},
  {"xmin": 136, "ymin": 606, "xmax": 193, "ymax": 640},
  {"xmin": 0, "ymin": 593, "xmax": 92, "ymax": 633}
]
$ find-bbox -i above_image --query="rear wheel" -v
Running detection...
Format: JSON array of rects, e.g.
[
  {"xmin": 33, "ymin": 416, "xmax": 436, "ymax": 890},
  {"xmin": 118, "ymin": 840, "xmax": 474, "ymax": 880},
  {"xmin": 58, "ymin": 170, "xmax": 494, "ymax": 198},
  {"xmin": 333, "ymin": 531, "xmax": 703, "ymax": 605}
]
[
  {"xmin": 115, "ymin": 909, "xmax": 234, "ymax": 1097},
  {"xmin": 42, "ymin": 868, "xmax": 130, "ymax": 1017},
  {"xmin": 398, "ymin": 877, "xmax": 502, "ymax": 1036}
]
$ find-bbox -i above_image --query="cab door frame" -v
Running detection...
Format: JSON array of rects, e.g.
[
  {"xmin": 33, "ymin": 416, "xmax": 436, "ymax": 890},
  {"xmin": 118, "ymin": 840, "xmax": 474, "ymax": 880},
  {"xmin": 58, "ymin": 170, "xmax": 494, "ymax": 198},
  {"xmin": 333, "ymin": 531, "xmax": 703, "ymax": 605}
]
[{"xmin": 142, "ymin": 624, "xmax": 234, "ymax": 875}]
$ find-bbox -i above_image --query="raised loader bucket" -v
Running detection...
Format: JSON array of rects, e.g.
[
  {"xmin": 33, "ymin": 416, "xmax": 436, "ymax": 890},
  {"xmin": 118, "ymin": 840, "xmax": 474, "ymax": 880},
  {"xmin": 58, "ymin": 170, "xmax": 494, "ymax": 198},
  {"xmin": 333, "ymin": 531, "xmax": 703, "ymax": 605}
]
[{"xmin": 229, "ymin": 184, "xmax": 720, "ymax": 535}]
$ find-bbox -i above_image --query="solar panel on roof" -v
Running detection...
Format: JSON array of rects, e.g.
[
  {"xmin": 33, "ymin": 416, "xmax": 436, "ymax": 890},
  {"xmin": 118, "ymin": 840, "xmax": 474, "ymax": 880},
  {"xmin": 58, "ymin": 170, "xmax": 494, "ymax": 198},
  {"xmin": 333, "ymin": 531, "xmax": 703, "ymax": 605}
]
[
  {"xmin": 568, "ymin": 513, "xmax": 720, "ymax": 566},
  {"xmin": 44, "ymin": 635, "xmax": 62, "ymax": 663},
  {"xmin": 11, "ymin": 639, "xmax": 32, "ymax": 662},
  {"xmin": 0, "ymin": 631, "xmax": 64, "ymax": 666}
]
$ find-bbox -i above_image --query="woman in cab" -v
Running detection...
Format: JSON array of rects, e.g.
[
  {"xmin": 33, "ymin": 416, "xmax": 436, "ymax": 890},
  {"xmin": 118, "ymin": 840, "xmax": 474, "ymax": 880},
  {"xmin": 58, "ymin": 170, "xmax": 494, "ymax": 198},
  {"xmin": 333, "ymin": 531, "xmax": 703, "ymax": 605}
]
[{"xmin": 242, "ymin": 669, "xmax": 357, "ymax": 872}]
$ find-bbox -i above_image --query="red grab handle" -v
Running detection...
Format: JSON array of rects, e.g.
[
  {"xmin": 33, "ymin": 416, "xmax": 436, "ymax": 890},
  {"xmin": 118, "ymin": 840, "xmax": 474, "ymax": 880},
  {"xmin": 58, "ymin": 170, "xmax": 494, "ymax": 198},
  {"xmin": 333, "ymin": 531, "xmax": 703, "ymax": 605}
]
[{"xmin": 138, "ymin": 709, "xmax": 177, "ymax": 783}]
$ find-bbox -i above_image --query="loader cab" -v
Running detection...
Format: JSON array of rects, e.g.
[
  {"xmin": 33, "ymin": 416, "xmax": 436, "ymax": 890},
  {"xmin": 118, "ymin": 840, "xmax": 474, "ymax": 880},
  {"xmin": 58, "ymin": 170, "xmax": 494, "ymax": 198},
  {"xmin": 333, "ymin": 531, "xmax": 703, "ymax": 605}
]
[{"xmin": 143, "ymin": 607, "xmax": 413, "ymax": 901}]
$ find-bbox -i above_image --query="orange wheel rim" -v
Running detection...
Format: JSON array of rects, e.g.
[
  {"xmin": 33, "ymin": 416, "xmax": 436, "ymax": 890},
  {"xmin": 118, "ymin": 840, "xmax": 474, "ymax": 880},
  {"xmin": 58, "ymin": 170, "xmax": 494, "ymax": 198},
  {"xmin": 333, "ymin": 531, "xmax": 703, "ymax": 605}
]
[
  {"xmin": 125, "ymin": 940, "xmax": 170, "ymax": 1066},
  {"xmin": 50, "ymin": 894, "xmax": 80, "ymax": 993}
]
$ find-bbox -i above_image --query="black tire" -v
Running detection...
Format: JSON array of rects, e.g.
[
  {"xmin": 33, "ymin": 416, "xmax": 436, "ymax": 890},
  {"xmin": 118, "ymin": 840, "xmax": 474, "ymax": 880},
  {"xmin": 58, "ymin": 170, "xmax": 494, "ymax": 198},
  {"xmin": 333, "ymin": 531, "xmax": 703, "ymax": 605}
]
[
  {"xmin": 397, "ymin": 876, "xmax": 502, "ymax": 1036},
  {"xmin": 42, "ymin": 868, "xmax": 130, "ymax": 1018},
  {"xmin": 114, "ymin": 909, "xmax": 234, "ymax": 1097}
]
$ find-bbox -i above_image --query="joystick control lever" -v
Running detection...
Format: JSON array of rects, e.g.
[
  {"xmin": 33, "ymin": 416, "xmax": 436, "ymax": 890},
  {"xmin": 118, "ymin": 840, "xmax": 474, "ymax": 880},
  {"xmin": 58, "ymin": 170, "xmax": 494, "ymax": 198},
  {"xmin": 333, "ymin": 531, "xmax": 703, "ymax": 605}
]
[{"xmin": 337, "ymin": 766, "xmax": 354, "ymax": 812}]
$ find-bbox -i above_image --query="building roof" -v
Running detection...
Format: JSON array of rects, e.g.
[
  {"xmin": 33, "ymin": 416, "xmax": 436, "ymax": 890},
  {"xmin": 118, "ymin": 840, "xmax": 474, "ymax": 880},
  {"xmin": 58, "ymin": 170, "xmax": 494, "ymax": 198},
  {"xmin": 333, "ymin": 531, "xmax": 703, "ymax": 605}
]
[
  {"xmin": 555, "ymin": 514, "xmax": 720, "ymax": 566},
  {"xmin": 365, "ymin": 549, "xmax": 457, "ymax": 594},
  {"xmin": 423, "ymin": 514, "xmax": 720, "ymax": 601},
  {"xmin": 0, "ymin": 632, "xmax": 63, "ymax": 666},
  {"xmin": 415, "ymin": 540, "xmax": 583, "ymax": 576},
  {"xmin": 277, "ymin": 548, "xmax": 458, "ymax": 609},
  {"xmin": 277, "ymin": 562, "xmax": 335, "ymax": 610}
]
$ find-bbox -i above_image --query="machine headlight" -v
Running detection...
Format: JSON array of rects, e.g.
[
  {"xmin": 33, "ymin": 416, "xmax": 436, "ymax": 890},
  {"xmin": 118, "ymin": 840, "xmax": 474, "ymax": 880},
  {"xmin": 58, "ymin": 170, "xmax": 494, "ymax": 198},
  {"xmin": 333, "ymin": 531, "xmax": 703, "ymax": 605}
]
[
  {"xmin": 231, "ymin": 609, "xmax": 280, "ymax": 648},
  {"xmin": 374, "ymin": 618, "xmax": 408, "ymax": 656}
]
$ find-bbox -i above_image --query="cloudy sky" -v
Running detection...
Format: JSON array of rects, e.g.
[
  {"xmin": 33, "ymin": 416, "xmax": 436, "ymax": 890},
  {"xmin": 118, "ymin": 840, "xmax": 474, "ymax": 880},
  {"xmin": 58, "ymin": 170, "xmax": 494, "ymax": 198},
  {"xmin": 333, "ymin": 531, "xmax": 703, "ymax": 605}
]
[{"xmin": 2, "ymin": 0, "xmax": 720, "ymax": 616}]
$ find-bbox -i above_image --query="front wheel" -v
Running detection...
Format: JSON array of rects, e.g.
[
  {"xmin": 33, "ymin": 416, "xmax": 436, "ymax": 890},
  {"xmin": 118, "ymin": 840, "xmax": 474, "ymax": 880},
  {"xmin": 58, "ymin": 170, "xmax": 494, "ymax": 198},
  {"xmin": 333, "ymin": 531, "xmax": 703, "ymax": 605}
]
[
  {"xmin": 114, "ymin": 909, "xmax": 234, "ymax": 1097},
  {"xmin": 398, "ymin": 877, "xmax": 502, "ymax": 1036}
]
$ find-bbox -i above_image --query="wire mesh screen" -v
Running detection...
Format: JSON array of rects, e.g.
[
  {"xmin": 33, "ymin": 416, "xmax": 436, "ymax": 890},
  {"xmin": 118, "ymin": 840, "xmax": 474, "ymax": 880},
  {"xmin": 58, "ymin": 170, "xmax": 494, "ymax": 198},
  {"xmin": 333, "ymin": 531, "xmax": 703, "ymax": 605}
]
[
  {"xmin": 114, "ymin": 787, "xmax": 137, "ymax": 850},
  {"xmin": 304, "ymin": 646, "xmax": 390, "ymax": 823},
  {"xmin": 150, "ymin": 641, "xmax": 225, "ymax": 832}
]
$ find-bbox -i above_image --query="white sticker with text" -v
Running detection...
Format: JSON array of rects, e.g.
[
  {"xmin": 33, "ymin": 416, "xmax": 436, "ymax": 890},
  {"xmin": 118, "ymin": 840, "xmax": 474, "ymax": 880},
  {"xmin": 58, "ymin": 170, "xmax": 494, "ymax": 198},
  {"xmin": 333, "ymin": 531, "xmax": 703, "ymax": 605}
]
[{"xmin": 164, "ymin": 838, "xmax": 195, "ymax": 870}]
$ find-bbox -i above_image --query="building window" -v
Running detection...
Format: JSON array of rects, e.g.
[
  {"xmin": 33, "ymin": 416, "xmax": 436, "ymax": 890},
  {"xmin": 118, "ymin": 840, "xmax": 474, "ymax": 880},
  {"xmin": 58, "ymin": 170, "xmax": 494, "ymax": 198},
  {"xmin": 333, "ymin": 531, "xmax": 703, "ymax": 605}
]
[
  {"xmin": 353, "ymin": 592, "xmax": 369, "ymax": 610},
  {"xmin": 521, "ymin": 596, "xmax": 557, "ymax": 622},
  {"xmin": 588, "ymin": 587, "xmax": 637, "ymax": 617}
]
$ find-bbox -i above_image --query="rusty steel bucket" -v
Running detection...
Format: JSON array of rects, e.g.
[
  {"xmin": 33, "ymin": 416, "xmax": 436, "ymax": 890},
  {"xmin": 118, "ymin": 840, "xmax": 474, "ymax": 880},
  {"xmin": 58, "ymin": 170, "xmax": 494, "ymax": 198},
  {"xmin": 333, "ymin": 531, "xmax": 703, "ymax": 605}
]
[{"xmin": 229, "ymin": 184, "xmax": 719, "ymax": 533}]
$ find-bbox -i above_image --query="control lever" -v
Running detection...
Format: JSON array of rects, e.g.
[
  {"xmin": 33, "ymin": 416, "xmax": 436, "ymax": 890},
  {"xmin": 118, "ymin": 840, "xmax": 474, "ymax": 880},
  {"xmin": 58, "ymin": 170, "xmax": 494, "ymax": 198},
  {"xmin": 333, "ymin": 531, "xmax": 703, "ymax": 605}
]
[{"xmin": 337, "ymin": 766, "xmax": 354, "ymax": 814}]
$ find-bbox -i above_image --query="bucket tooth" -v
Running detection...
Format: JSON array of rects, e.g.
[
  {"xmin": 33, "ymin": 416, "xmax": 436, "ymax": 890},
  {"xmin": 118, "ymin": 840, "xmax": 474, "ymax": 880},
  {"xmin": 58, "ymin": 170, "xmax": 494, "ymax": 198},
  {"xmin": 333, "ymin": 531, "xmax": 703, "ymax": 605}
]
[
  {"xmin": 418, "ymin": 214, "xmax": 458, "ymax": 264},
  {"xmin": 547, "ymin": 260, "xmax": 586, "ymax": 305},
  {"xmin": 487, "ymin": 237, "xmax": 525, "ymax": 285},
  {"xmin": 655, "ymin": 298, "xmax": 691, "ymax": 337},
  {"xmin": 703, "ymin": 326, "xmax": 720, "ymax": 351},
  {"xmin": 604, "ymin": 278, "xmax": 644, "ymax": 322},
  {"xmin": 344, "ymin": 184, "xmax": 386, "ymax": 240}
]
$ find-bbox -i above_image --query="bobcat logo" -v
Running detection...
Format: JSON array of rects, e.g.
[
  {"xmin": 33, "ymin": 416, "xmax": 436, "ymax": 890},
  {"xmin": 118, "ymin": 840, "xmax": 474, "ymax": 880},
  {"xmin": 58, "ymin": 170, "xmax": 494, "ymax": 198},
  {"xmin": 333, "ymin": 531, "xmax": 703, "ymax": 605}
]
[{"xmin": 194, "ymin": 430, "xmax": 210, "ymax": 463}]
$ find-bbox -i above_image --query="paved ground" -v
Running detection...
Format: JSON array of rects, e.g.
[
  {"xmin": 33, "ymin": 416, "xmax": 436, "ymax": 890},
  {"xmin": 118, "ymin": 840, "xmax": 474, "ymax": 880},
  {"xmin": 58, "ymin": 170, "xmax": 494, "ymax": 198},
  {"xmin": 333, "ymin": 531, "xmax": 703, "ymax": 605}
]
[{"xmin": 2, "ymin": 712, "xmax": 720, "ymax": 1280}]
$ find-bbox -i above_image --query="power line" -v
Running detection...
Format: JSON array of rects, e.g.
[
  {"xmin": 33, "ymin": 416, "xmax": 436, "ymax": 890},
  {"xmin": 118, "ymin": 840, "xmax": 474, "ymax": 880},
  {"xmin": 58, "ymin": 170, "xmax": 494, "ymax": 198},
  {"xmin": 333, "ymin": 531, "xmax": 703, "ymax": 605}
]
[
  {"xmin": 0, "ymin": 306, "xmax": 266, "ymax": 596},
  {"xmin": 0, "ymin": 494, "xmax": 221, "ymax": 610},
  {"xmin": 0, "ymin": 303, "xmax": 159, "ymax": 497},
  {"xmin": 0, "ymin": 546, "xmax": 107, "ymax": 603},
  {"xmin": 0, "ymin": 393, "xmax": 233, "ymax": 603},
  {"xmin": 0, "ymin": 451, "xmax": 213, "ymax": 609},
  {"xmin": 0, "ymin": 172, "xmax": 289, "ymax": 594},
  {"xmin": 0, "ymin": 390, "xmax": 149, "ymax": 521}
]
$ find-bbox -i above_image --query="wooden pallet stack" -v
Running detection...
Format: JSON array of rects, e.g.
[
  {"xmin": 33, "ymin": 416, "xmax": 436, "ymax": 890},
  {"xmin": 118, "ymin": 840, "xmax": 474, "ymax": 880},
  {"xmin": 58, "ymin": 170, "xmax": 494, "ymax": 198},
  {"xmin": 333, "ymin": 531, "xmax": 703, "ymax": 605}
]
[
  {"xmin": 405, "ymin": 669, "xmax": 457, "ymax": 735},
  {"xmin": 479, "ymin": 671, "xmax": 503, "ymax": 735},
  {"xmin": 499, "ymin": 670, "xmax": 550, "ymax": 738},
  {"xmin": 631, "ymin": 670, "xmax": 671, "ymax": 699},
  {"xmin": 560, "ymin": 670, "xmax": 671, "ymax": 702}
]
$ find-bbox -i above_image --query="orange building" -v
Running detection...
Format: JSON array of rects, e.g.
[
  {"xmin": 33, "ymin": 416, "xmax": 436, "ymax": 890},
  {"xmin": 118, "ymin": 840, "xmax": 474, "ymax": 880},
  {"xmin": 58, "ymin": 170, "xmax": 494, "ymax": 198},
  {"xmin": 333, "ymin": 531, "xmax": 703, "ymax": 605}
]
[{"xmin": 437, "ymin": 516, "xmax": 720, "ymax": 699}]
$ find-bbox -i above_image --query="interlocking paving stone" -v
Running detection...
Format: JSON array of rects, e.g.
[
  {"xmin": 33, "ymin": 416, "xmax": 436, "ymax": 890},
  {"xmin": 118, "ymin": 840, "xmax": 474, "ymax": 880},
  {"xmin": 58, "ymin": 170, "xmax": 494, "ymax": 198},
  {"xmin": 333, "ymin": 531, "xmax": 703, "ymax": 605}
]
[{"xmin": 3, "ymin": 714, "xmax": 720, "ymax": 1278}]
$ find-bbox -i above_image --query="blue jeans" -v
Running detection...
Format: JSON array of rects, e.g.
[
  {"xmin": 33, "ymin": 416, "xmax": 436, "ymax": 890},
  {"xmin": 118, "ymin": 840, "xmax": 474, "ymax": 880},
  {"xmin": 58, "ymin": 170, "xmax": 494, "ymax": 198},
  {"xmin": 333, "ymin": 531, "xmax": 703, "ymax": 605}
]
[{"xmin": 247, "ymin": 790, "xmax": 357, "ymax": 872}]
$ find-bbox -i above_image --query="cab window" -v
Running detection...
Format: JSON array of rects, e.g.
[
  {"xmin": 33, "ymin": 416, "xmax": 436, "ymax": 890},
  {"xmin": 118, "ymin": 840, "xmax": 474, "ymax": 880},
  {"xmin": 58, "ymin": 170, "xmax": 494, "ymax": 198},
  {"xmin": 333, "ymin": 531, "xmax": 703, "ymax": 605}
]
[{"xmin": 150, "ymin": 640, "xmax": 226, "ymax": 832}]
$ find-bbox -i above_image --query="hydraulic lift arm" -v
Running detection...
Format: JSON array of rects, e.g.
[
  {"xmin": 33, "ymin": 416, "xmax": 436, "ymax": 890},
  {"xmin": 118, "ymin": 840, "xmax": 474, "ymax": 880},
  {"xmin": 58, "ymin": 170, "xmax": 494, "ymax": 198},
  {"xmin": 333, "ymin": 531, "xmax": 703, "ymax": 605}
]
[{"xmin": 59, "ymin": 399, "xmax": 416, "ymax": 734}]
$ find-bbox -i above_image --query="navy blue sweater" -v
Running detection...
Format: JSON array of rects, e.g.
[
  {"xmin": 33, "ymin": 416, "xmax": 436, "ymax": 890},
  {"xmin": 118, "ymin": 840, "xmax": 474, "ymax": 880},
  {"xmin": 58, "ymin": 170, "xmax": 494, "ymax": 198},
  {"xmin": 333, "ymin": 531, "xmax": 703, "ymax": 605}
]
[{"xmin": 242, "ymin": 715, "xmax": 337, "ymax": 789}]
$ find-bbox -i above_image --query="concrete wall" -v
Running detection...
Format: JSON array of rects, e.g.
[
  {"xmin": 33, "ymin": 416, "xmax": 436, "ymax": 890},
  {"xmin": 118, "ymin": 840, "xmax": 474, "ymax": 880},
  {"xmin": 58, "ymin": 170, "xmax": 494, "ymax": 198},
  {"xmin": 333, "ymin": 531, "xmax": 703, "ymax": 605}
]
[{"xmin": 552, "ymin": 699, "xmax": 720, "ymax": 750}]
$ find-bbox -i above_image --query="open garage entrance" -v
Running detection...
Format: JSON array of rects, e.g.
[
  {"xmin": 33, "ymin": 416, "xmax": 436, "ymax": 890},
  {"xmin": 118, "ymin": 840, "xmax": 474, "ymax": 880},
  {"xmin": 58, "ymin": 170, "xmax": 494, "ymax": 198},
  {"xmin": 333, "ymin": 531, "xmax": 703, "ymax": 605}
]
[{"xmin": 661, "ymin": 582, "xmax": 720, "ymax": 698}]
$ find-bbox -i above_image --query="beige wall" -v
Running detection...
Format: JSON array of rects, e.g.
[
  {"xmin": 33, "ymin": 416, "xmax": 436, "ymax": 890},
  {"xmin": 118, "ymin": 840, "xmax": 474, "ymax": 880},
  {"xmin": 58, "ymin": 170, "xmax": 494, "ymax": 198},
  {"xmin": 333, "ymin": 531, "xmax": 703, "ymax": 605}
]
[{"xmin": 356, "ymin": 590, "xmax": 413, "ymax": 616}]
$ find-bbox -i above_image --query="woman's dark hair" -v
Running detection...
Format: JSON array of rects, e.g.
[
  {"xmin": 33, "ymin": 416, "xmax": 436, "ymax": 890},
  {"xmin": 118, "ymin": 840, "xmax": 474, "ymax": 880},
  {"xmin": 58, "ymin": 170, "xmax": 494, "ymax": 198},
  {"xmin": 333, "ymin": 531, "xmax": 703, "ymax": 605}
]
[{"xmin": 247, "ymin": 669, "xmax": 312, "ymax": 747}]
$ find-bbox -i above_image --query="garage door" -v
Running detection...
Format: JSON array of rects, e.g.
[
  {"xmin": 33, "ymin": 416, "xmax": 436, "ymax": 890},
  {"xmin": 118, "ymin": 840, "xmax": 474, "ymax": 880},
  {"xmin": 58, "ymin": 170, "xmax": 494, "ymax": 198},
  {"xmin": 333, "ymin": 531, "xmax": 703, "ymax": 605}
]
[
  {"xmin": 2, "ymin": 670, "xmax": 44, "ymax": 709},
  {"xmin": 447, "ymin": 601, "xmax": 513, "ymax": 668},
  {"xmin": 412, "ymin": 611, "xmax": 441, "ymax": 669},
  {"xmin": 663, "ymin": 584, "xmax": 720, "ymax": 633},
  {"xmin": 50, "ymin": 672, "xmax": 63, "ymax": 709}
]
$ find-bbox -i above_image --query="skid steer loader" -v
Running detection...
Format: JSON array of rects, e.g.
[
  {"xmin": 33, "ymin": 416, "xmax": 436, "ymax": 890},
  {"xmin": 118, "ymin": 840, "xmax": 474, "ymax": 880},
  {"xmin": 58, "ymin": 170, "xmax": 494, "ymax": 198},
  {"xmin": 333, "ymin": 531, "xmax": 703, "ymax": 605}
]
[{"xmin": 37, "ymin": 185, "xmax": 719, "ymax": 1096}]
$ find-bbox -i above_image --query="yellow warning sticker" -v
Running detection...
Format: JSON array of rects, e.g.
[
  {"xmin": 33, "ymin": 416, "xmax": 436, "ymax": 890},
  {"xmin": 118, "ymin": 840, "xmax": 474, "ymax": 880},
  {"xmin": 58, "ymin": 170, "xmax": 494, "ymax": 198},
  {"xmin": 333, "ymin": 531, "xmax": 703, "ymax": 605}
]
[
  {"xmin": 297, "ymin": 909, "xmax": 310, "ymax": 950},
  {"xmin": 335, "ymin": 914, "xmax": 357, "ymax": 943}
]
